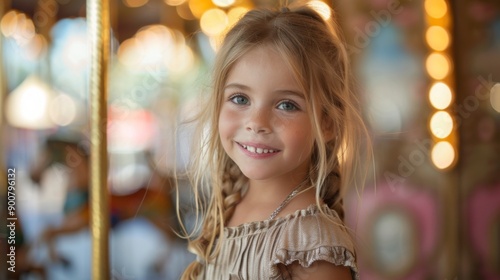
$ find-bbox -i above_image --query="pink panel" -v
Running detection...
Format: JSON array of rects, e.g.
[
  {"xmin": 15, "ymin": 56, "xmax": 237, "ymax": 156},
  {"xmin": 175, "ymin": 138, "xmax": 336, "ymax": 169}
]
[
  {"xmin": 347, "ymin": 183, "xmax": 439, "ymax": 279},
  {"xmin": 467, "ymin": 182, "xmax": 500, "ymax": 279}
]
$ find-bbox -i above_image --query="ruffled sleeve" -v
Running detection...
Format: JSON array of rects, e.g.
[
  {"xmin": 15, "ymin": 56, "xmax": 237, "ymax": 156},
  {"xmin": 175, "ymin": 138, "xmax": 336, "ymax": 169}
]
[{"xmin": 269, "ymin": 205, "xmax": 359, "ymax": 280}]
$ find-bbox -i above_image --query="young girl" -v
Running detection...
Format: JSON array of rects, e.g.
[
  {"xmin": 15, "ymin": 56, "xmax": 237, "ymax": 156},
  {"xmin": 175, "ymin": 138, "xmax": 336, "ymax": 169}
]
[{"xmin": 179, "ymin": 2, "xmax": 369, "ymax": 279}]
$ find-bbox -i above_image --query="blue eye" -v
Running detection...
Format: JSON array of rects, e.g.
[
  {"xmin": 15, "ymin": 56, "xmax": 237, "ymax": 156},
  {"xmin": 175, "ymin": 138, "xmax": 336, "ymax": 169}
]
[
  {"xmin": 277, "ymin": 101, "xmax": 298, "ymax": 111},
  {"xmin": 230, "ymin": 95, "xmax": 249, "ymax": 105}
]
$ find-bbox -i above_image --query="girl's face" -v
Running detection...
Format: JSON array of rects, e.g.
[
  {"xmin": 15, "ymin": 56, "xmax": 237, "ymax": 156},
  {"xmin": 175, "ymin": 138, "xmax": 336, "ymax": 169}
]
[{"xmin": 218, "ymin": 45, "xmax": 315, "ymax": 184}]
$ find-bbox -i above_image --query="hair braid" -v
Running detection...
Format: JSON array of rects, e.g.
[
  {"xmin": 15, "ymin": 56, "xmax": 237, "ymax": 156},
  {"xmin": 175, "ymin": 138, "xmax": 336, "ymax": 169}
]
[
  {"xmin": 322, "ymin": 165, "xmax": 344, "ymax": 221},
  {"xmin": 221, "ymin": 162, "xmax": 247, "ymax": 222},
  {"xmin": 181, "ymin": 162, "xmax": 246, "ymax": 280}
]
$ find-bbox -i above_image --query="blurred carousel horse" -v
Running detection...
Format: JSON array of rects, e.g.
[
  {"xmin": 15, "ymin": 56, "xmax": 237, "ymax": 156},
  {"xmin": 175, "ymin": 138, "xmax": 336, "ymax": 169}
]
[{"xmin": 26, "ymin": 134, "xmax": 179, "ymax": 277}]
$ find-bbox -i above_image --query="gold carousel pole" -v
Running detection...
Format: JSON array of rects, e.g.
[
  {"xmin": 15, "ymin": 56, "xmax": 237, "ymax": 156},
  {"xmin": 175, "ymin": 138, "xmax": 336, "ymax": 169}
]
[{"xmin": 87, "ymin": 0, "xmax": 110, "ymax": 278}]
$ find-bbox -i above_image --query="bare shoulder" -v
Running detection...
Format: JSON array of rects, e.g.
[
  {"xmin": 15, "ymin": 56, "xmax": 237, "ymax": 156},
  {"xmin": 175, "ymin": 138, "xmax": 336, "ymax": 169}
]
[{"xmin": 279, "ymin": 261, "xmax": 353, "ymax": 280}]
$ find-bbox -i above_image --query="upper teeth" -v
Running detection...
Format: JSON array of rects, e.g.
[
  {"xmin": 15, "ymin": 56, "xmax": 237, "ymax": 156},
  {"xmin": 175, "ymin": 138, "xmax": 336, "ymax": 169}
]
[{"xmin": 242, "ymin": 144, "xmax": 277, "ymax": 154}]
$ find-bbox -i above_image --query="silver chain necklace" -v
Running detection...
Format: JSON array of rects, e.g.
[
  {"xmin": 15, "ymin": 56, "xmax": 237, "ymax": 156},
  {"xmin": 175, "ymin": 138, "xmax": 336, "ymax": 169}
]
[{"xmin": 268, "ymin": 183, "xmax": 307, "ymax": 220}]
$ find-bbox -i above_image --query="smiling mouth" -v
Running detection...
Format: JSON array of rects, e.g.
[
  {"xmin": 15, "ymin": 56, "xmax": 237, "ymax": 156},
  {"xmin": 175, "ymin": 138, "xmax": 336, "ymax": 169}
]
[{"xmin": 237, "ymin": 143, "xmax": 280, "ymax": 154}]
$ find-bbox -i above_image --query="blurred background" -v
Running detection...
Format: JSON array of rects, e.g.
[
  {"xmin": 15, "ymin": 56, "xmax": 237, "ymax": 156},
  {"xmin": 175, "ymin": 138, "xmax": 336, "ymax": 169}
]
[{"xmin": 0, "ymin": 0, "xmax": 499, "ymax": 279}]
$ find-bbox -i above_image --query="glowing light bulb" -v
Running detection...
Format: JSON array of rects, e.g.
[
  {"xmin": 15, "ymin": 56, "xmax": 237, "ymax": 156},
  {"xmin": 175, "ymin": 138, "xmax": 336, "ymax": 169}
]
[
  {"xmin": 426, "ymin": 52, "xmax": 450, "ymax": 80},
  {"xmin": 426, "ymin": 26, "xmax": 450, "ymax": 51},
  {"xmin": 425, "ymin": 0, "xmax": 448, "ymax": 19},
  {"xmin": 431, "ymin": 141, "xmax": 455, "ymax": 170},
  {"xmin": 212, "ymin": 0, "xmax": 235, "ymax": 8},
  {"xmin": 164, "ymin": 0, "xmax": 186, "ymax": 6},
  {"xmin": 490, "ymin": 83, "xmax": 500, "ymax": 113},
  {"xmin": 6, "ymin": 76, "xmax": 55, "ymax": 129},
  {"xmin": 189, "ymin": 0, "xmax": 216, "ymax": 19},
  {"xmin": 429, "ymin": 82, "xmax": 452, "ymax": 109},
  {"xmin": 430, "ymin": 111, "xmax": 453, "ymax": 139},
  {"xmin": 200, "ymin": 8, "xmax": 228, "ymax": 36},
  {"xmin": 228, "ymin": 7, "xmax": 249, "ymax": 27}
]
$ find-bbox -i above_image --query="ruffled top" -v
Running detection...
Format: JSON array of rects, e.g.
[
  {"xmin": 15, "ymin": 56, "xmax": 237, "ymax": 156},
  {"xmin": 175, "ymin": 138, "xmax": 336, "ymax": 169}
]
[{"xmin": 199, "ymin": 204, "xmax": 359, "ymax": 280}]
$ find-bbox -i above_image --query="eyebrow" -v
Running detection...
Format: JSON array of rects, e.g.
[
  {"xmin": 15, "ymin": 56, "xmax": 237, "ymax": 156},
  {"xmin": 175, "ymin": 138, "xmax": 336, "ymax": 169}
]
[
  {"xmin": 224, "ymin": 83, "xmax": 250, "ymax": 91},
  {"xmin": 224, "ymin": 83, "xmax": 305, "ymax": 100}
]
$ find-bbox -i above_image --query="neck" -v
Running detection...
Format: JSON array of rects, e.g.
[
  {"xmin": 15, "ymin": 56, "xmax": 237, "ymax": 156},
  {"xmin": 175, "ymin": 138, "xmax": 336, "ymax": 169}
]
[
  {"xmin": 244, "ymin": 173, "xmax": 308, "ymax": 204},
  {"xmin": 226, "ymin": 172, "xmax": 317, "ymax": 226}
]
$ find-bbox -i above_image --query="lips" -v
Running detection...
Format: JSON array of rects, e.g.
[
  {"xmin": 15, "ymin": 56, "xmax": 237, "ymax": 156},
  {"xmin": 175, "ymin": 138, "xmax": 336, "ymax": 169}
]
[{"xmin": 236, "ymin": 142, "xmax": 280, "ymax": 155}]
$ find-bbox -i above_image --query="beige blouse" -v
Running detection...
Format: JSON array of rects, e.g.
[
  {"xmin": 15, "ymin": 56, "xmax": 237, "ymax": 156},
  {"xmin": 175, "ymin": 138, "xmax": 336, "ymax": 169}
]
[{"xmin": 199, "ymin": 204, "xmax": 359, "ymax": 279}]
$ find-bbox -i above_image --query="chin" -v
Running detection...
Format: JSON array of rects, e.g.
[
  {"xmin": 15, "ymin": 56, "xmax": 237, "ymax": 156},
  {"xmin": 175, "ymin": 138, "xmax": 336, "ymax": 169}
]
[{"xmin": 238, "ymin": 167, "xmax": 272, "ymax": 181}]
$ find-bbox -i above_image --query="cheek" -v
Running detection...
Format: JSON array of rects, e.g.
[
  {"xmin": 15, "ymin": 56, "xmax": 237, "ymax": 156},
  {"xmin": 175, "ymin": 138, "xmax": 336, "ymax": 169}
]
[
  {"xmin": 218, "ymin": 106, "xmax": 240, "ymax": 139},
  {"xmin": 287, "ymin": 120, "xmax": 315, "ymax": 152}
]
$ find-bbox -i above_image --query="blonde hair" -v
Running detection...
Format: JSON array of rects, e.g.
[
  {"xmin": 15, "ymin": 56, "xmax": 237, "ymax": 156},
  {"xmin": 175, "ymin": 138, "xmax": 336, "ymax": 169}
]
[{"xmin": 179, "ymin": 2, "xmax": 370, "ymax": 279}]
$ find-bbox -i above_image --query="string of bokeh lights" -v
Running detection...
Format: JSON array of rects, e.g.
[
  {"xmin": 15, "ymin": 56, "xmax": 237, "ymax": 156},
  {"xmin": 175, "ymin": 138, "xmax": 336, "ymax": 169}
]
[{"xmin": 424, "ymin": 0, "xmax": 456, "ymax": 170}]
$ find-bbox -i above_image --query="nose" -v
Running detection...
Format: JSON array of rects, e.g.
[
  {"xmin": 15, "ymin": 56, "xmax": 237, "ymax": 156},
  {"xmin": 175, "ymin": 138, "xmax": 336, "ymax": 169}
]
[{"xmin": 246, "ymin": 107, "xmax": 272, "ymax": 134}]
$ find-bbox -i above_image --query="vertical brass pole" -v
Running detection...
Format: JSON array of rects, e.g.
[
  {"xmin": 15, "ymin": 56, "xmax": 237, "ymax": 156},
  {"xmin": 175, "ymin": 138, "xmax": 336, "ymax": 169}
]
[{"xmin": 87, "ymin": 0, "xmax": 110, "ymax": 278}]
